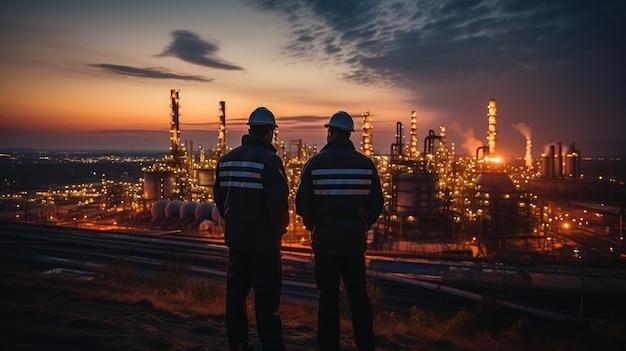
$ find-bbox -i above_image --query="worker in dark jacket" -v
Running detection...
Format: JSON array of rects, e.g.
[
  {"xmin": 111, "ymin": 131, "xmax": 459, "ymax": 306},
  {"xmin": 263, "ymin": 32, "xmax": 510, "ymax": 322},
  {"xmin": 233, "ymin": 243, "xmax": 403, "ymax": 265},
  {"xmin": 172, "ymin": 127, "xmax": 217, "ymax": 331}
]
[
  {"xmin": 213, "ymin": 106, "xmax": 289, "ymax": 351},
  {"xmin": 296, "ymin": 111, "xmax": 384, "ymax": 351}
]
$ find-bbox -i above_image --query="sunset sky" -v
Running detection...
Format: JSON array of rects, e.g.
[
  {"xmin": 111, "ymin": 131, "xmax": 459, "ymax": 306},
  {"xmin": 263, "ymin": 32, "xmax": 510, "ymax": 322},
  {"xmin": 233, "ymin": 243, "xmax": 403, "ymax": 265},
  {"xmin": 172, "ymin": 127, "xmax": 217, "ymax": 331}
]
[{"xmin": 1, "ymin": 0, "xmax": 624, "ymax": 157}]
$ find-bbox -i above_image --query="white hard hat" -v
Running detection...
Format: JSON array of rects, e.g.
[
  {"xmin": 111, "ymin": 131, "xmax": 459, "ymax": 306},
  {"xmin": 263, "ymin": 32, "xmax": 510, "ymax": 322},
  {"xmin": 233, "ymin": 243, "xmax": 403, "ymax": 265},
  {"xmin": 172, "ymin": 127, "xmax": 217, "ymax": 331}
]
[
  {"xmin": 324, "ymin": 111, "xmax": 354, "ymax": 132},
  {"xmin": 247, "ymin": 107, "xmax": 278, "ymax": 128}
]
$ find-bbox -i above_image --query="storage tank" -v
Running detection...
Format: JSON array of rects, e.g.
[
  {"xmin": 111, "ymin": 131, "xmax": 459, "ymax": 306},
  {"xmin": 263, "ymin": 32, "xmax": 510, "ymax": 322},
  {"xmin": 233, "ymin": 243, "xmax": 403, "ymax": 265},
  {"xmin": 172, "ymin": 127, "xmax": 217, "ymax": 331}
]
[
  {"xmin": 143, "ymin": 170, "xmax": 176, "ymax": 200},
  {"xmin": 393, "ymin": 172, "xmax": 438, "ymax": 216},
  {"xmin": 565, "ymin": 143, "xmax": 580, "ymax": 178},
  {"xmin": 165, "ymin": 200, "xmax": 184, "ymax": 218},
  {"xmin": 199, "ymin": 220, "xmax": 214, "ymax": 231},
  {"xmin": 151, "ymin": 199, "xmax": 169, "ymax": 220},
  {"xmin": 475, "ymin": 172, "xmax": 515, "ymax": 192},
  {"xmin": 197, "ymin": 168, "xmax": 216, "ymax": 187},
  {"xmin": 195, "ymin": 202, "xmax": 214, "ymax": 220},
  {"xmin": 474, "ymin": 172, "xmax": 519, "ymax": 237},
  {"xmin": 180, "ymin": 202, "xmax": 198, "ymax": 219}
]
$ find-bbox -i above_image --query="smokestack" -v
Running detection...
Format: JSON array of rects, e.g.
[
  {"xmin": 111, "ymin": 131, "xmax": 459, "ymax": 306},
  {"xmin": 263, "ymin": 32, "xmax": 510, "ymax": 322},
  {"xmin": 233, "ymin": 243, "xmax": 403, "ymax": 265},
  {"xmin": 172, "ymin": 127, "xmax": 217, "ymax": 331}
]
[
  {"xmin": 525, "ymin": 139, "xmax": 533, "ymax": 169},
  {"xmin": 487, "ymin": 99, "xmax": 497, "ymax": 155},
  {"xmin": 361, "ymin": 111, "xmax": 372, "ymax": 157},
  {"xmin": 549, "ymin": 144, "xmax": 555, "ymax": 178},
  {"xmin": 557, "ymin": 141, "xmax": 563, "ymax": 178},
  {"xmin": 170, "ymin": 89, "xmax": 182, "ymax": 158},
  {"xmin": 565, "ymin": 143, "xmax": 581, "ymax": 178},
  {"xmin": 409, "ymin": 111, "xmax": 418, "ymax": 159},
  {"xmin": 218, "ymin": 100, "xmax": 226, "ymax": 157},
  {"xmin": 513, "ymin": 122, "xmax": 533, "ymax": 170}
]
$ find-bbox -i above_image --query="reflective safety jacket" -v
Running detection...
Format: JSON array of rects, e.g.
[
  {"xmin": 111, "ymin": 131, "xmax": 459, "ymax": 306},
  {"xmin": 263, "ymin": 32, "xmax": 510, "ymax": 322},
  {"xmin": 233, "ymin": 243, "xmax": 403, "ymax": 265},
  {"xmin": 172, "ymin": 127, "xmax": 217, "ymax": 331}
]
[
  {"xmin": 296, "ymin": 137, "xmax": 384, "ymax": 255},
  {"xmin": 213, "ymin": 134, "xmax": 289, "ymax": 251}
]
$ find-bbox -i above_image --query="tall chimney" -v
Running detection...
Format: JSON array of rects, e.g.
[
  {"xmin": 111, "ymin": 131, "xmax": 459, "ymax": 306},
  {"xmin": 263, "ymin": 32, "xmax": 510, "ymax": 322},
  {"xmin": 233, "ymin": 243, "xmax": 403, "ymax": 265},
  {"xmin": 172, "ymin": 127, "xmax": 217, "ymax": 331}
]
[
  {"xmin": 557, "ymin": 141, "xmax": 563, "ymax": 178},
  {"xmin": 409, "ymin": 111, "xmax": 418, "ymax": 159},
  {"xmin": 525, "ymin": 139, "xmax": 533, "ymax": 169},
  {"xmin": 218, "ymin": 100, "xmax": 227, "ymax": 157},
  {"xmin": 361, "ymin": 111, "xmax": 372, "ymax": 157},
  {"xmin": 170, "ymin": 89, "xmax": 182, "ymax": 159},
  {"xmin": 549, "ymin": 144, "xmax": 555, "ymax": 179},
  {"xmin": 487, "ymin": 99, "xmax": 497, "ymax": 155}
]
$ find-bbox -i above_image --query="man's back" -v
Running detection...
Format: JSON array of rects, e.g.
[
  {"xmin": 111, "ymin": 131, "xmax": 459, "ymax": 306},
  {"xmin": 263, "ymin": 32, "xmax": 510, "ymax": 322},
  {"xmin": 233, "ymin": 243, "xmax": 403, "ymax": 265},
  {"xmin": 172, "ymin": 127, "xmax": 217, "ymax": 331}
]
[
  {"xmin": 214, "ymin": 134, "xmax": 289, "ymax": 251},
  {"xmin": 296, "ymin": 112, "xmax": 380, "ymax": 351},
  {"xmin": 296, "ymin": 136, "xmax": 383, "ymax": 255}
]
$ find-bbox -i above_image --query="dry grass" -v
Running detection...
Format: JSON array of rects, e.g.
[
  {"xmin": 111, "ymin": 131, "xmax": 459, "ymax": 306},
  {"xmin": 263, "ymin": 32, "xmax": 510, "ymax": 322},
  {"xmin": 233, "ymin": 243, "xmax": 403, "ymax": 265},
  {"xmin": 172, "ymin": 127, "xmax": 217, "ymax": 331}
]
[
  {"xmin": 99, "ymin": 260, "xmax": 229, "ymax": 319},
  {"xmin": 3, "ymin": 259, "xmax": 625, "ymax": 351},
  {"xmin": 95, "ymin": 261, "xmax": 626, "ymax": 350}
]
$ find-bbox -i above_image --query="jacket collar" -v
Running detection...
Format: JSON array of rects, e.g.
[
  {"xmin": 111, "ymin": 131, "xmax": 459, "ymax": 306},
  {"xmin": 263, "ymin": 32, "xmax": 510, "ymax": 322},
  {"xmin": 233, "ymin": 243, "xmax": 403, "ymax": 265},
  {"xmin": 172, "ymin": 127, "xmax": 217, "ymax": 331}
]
[
  {"xmin": 242, "ymin": 134, "xmax": 277, "ymax": 153},
  {"xmin": 321, "ymin": 136, "xmax": 355, "ymax": 152}
]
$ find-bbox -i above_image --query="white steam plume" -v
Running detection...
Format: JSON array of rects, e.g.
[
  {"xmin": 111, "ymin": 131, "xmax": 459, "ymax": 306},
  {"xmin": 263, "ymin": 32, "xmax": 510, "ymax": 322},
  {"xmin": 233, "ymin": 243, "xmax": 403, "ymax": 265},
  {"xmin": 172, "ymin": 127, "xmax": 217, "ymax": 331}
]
[
  {"xmin": 450, "ymin": 122, "xmax": 483, "ymax": 155},
  {"xmin": 512, "ymin": 122, "xmax": 531, "ymax": 140}
]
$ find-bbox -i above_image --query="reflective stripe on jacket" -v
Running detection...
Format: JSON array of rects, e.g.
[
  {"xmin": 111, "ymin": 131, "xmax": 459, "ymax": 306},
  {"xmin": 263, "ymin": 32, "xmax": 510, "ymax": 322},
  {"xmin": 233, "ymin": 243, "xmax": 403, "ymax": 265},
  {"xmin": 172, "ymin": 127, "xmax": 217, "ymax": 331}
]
[
  {"xmin": 296, "ymin": 137, "xmax": 383, "ymax": 255},
  {"xmin": 213, "ymin": 135, "xmax": 289, "ymax": 251}
]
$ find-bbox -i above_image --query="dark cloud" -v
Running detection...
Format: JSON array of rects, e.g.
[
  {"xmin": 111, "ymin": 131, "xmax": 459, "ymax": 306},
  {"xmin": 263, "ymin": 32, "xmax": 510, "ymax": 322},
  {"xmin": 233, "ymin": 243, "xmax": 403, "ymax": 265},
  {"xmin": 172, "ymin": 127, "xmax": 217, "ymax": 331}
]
[
  {"xmin": 250, "ymin": 0, "xmax": 626, "ymax": 88},
  {"xmin": 249, "ymin": 0, "xmax": 626, "ymax": 156},
  {"xmin": 158, "ymin": 30, "xmax": 244, "ymax": 70},
  {"xmin": 90, "ymin": 63, "xmax": 211, "ymax": 82}
]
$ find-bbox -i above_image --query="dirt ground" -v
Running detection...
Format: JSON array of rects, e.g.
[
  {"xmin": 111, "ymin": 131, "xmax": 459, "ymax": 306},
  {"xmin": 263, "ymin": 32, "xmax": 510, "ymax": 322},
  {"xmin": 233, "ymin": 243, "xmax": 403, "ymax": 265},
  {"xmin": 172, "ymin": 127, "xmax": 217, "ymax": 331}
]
[
  {"xmin": 0, "ymin": 268, "xmax": 324, "ymax": 351},
  {"xmin": 0, "ymin": 261, "xmax": 463, "ymax": 351},
  {"xmin": 3, "ymin": 259, "xmax": 622, "ymax": 351}
]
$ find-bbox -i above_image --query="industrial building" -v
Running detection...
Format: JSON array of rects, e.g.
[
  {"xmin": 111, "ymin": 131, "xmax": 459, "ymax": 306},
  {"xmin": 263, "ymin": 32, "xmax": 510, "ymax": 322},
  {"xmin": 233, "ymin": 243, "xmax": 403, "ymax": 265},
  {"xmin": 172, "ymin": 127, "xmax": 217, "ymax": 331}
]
[{"xmin": 75, "ymin": 90, "xmax": 621, "ymax": 261}]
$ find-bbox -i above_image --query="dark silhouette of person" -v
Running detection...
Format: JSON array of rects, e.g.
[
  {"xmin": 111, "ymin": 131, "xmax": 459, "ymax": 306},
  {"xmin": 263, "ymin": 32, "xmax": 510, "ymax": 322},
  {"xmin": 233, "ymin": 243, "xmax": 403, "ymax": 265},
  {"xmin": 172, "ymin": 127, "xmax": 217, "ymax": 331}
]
[
  {"xmin": 214, "ymin": 107, "xmax": 289, "ymax": 351},
  {"xmin": 296, "ymin": 111, "xmax": 383, "ymax": 351}
]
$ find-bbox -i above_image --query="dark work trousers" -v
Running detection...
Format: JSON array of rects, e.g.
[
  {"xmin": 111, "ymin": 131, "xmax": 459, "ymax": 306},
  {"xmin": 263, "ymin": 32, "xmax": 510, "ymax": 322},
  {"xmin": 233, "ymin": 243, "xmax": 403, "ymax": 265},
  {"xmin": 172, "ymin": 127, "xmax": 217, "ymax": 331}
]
[
  {"xmin": 314, "ymin": 253, "xmax": 375, "ymax": 351},
  {"xmin": 226, "ymin": 248, "xmax": 285, "ymax": 351}
]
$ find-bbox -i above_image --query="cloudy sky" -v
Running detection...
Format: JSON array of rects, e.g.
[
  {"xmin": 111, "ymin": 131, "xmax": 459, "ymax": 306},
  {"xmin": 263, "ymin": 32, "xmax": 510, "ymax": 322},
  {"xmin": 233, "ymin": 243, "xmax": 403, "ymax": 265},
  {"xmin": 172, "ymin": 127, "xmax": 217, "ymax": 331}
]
[{"xmin": 1, "ymin": 0, "xmax": 624, "ymax": 157}]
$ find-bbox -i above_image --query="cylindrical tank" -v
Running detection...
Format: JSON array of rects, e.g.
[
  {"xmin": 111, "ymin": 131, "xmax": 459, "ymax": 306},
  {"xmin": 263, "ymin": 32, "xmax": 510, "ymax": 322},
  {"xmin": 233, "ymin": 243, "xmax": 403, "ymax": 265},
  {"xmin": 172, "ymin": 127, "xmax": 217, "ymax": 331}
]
[
  {"xmin": 549, "ymin": 145, "xmax": 556, "ymax": 178},
  {"xmin": 565, "ymin": 154, "xmax": 579, "ymax": 178},
  {"xmin": 151, "ymin": 199, "xmax": 170, "ymax": 220},
  {"xmin": 197, "ymin": 168, "xmax": 216, "ymax": 187},
  {"xmin": 199, "ymin": 219, "xmax": 214, "ymax": 231},
  {"xmin": 541, "ymin": 154, "xmax": 550, "ymax": 178},
  {"xmin": 565, "ymin": 144, "xmax": 580, "ymax": 178},
  {"xmin": 143, "ymin": 170, "xmax": 176, "ymax": 200},
  {"xmin": 394, "ymin": 172, "xmax": 437, "ymax": 216},
  {"xmin": 165, "ymin": 200, "xmax": 184, "ymax": 218},
  {"xmin": 474, "ymin": 172, "xmax": 518, "ymax": 237},
  {"xmin": 180, "ymin": 201, "xmax": 198, "ymax": 219},
  {"xmin": 195, "ymin": 202, "xmax": 214, "ymax": 220},
  {"xmin": 475, "ymin": 172, "xmax": 515, "ymax": 192}
]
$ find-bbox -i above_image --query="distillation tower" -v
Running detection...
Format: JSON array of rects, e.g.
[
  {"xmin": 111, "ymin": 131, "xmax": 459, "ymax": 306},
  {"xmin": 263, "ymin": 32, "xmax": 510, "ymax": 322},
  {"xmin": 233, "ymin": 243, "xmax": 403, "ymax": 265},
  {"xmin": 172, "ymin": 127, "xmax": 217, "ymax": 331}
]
[
  {"xmin": 409, "ymin": 111, "xmax": 418, "ymax": 159},
  {"xmin": 361, "ymin": 111, "xmax": 373, "ymax": 157},
  {"xmin": 218, "ymin": 100, "xmax": 227, "ymax": 158},
  {"xmin": 142, "ymin": 90, "xmax": 191, "ymax": 201},
  {"xmin": 487, "ymin": 99, "xmax": 497, "ymax": 155}
]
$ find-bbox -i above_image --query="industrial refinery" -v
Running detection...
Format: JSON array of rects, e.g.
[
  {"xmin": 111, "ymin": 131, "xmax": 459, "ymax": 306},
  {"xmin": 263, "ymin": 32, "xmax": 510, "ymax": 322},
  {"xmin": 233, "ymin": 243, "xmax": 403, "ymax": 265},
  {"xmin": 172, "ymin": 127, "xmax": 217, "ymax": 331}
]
[
  {"xmin": 132, "ymin": 89, "xmax": 624, "ymax": 262},
  {"xmin": 2, "ymin": 90, "xmax": 624, "ymax": 263}
]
